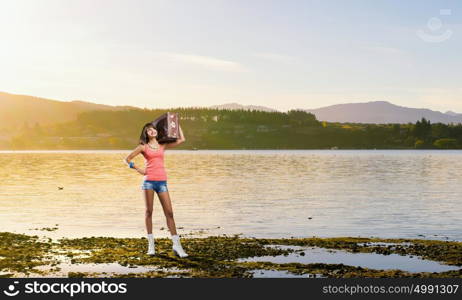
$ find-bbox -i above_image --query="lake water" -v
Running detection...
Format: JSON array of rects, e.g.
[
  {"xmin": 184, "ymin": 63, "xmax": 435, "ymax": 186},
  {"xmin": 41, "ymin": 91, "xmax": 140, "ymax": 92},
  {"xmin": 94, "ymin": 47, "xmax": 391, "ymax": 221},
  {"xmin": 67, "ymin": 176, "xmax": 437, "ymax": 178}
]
[{"xmin": 0, "ymin": 150, "xmax": 461, "ymax": 241}]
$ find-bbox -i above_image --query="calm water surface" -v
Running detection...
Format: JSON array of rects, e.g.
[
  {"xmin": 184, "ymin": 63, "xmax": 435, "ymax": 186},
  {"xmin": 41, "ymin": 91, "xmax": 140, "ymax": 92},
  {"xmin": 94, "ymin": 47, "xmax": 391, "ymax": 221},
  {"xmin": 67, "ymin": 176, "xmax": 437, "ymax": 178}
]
[{"xmin": 0, "ymin": 150, "xmax": 461, "ymax": 241}]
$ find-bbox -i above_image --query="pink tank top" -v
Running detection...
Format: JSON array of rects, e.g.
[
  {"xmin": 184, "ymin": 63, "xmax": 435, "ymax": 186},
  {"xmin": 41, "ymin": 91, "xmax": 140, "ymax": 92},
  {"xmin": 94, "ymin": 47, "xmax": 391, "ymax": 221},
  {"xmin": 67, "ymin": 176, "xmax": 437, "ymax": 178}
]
[{"xmin": 141, "ymin": 143, "xmax": 167, "ymax": 181}]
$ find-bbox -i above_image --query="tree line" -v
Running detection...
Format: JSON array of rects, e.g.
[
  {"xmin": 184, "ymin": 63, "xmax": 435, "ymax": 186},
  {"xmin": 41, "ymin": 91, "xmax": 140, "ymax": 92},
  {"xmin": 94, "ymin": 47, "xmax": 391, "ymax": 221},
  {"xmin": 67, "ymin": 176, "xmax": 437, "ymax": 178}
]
[{"xmin": 6, "ymin": 107, "xmax": 462, "ymax": 150}]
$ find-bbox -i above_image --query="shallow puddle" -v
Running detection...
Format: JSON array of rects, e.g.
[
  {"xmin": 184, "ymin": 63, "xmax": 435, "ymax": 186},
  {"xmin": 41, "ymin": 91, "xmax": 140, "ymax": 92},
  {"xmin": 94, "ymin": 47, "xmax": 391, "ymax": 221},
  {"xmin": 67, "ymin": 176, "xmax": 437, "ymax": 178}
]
[
  {"xmin": 30, "ymin": 262, "xmax": 188, "ymax": 277},
  {"xmin": 28, "ymin": 252, "xmax": 187, "ymax": 278},
  {"xmin": 239, "ymin": 245, "xmax": 462, "ymax": 273}
]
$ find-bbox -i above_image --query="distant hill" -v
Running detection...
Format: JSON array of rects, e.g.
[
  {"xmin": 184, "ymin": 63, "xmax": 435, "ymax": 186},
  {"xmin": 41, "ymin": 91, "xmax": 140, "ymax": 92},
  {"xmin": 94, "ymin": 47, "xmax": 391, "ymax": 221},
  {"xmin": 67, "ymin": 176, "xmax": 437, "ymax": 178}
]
[
  {"xmin": 209, "ymin": 102, "xmax": 279, "ymax": 112},
  {"xmin": 445, "ymin": 110, "xmax": 462, "ymax": 117},
  {"xmin": 3, "ymin": 96, "xmax": 462, "ymax": 150},
  {"xmin": 0, "ymin": 91, "xmax": 139, "ymax": 130},
  {"xmin": 304, "ymin": 101, "xmax": 462, "ymax": 124},
  {"xmin": 3, "ymin": 90, "xmax": 462, "ymax": 133}
]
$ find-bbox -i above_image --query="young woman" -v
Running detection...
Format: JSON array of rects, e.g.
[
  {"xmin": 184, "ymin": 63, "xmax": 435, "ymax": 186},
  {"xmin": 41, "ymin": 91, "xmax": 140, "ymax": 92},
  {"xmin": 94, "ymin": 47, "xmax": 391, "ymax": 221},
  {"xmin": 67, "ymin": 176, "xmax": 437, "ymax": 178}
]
[{"xmin": 123, "ymin": 122, "xmax": 188, "ymax": 258}]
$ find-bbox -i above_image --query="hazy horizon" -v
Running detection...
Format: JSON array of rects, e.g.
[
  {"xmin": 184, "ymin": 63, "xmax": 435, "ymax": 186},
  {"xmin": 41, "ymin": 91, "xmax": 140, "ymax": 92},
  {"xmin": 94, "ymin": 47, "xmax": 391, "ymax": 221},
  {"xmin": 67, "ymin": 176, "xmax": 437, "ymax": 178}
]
[
  {"xmin": 1, "ymin": 0, "xmax": 461, "ymax": 112},
  {"xmin": 2, "ymin": 90, "xmax": 461, "ymax": 115}
]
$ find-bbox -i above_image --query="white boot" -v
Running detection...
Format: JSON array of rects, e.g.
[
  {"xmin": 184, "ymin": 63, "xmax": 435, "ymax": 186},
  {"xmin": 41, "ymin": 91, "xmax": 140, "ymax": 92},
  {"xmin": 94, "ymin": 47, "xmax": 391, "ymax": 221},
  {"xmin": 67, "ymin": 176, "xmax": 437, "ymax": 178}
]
[
  {"xmin": 147, "ymin": 233, "xmax": 155, "ymax": 255},
  {"xmin": 171, "ymin": 234, "xmax": 188, "ymax": 258}
]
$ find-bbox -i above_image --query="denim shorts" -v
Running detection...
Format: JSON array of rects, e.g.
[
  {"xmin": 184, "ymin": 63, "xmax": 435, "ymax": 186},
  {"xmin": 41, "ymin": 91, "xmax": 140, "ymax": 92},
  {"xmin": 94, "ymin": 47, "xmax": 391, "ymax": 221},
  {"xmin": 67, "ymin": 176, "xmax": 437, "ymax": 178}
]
[{"xmin": 141, "ymin": 180, "xmax": 168, "ymax": 193}]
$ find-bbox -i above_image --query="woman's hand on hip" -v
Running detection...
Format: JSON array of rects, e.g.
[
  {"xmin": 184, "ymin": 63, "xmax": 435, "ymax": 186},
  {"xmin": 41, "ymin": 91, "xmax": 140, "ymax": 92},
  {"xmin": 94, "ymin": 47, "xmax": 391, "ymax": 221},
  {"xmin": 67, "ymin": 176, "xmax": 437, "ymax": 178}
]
[{"xmin": 135, "ymin": 167, "xmax": 146, "ymax": 175}]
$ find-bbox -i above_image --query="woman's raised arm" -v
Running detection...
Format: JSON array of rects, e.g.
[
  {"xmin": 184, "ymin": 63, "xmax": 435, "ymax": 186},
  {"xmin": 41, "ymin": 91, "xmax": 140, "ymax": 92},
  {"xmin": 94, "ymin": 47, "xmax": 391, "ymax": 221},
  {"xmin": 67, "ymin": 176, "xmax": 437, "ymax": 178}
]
[{"xmin": 164, "ymin": 125, "xmax": 186, "ymax": 149}]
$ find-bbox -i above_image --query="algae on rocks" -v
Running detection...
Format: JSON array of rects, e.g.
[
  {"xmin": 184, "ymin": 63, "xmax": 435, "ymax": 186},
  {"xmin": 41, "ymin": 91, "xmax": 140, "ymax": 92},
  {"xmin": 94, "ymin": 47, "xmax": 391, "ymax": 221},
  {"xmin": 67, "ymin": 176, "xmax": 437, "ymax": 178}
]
[{"xmin": 1, "ymin": 232, "xmax": 461, "ymax": 278}]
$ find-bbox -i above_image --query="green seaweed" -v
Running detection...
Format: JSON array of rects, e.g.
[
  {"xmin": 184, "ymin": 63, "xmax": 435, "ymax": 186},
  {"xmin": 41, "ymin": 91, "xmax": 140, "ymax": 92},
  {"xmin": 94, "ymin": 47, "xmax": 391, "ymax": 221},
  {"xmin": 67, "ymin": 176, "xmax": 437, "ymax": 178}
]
[
  {"xmin": 1, "ymin": 231, "xmax": 461, "ymax": 278},
  {"xmin": 0, "ymin": 232, "xmax": 57, "ymax": 275}
]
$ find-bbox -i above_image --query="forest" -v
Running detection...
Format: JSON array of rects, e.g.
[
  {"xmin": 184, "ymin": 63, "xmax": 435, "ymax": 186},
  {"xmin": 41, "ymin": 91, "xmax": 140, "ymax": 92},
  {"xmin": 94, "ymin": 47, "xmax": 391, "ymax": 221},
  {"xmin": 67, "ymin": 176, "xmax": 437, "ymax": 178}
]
[{"xmin": 6, "ymin": 107, "xmax": 462, "ymax": 150}]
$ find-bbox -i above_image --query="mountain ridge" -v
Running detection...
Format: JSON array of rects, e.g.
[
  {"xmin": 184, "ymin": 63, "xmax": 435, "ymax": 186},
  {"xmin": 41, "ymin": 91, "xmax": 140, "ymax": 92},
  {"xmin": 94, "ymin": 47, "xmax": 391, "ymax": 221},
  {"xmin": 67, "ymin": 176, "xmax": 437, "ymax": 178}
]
[
  {"xmin": 2, "ymin": 91, "xmax": 462, "ymax": 129},
  {"xmin": 0, "ymin": 91, "xmax": 140, "ymax": 130},
  {"xmin": 302, "ymin": 100, "xmax": 462, "ymax": 124},
  {"xmin": 209, "ymin": 102, "xmax": 279, "ymax": 112}
]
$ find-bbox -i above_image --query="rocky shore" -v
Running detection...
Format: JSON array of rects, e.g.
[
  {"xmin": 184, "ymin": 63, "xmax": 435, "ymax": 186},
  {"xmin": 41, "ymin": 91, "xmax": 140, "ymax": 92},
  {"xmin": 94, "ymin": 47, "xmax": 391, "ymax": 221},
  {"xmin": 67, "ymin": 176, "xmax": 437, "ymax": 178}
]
[{"xmin": 1, "ymin": 232, "xmax": 461, "ymax": 278}]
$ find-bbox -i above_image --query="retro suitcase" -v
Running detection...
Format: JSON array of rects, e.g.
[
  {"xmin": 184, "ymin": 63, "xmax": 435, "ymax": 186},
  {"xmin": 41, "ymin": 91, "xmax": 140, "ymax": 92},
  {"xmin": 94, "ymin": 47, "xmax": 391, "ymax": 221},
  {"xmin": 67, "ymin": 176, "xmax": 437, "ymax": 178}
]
[{"xmin": 151, "ymin": 112, "xmax": 179, "ymax": 143}]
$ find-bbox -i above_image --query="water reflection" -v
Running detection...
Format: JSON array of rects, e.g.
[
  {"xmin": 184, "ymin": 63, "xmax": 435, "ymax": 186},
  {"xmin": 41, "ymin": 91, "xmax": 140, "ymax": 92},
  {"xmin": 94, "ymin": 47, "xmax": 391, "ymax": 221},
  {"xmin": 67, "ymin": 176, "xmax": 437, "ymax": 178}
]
[
  {"xmin": 239, "ymin": 245, "xmax": 461, "ymax": 273},
  {"xmin": 0, "ymin": 150, "xmax": 461, "ymax": 241}
]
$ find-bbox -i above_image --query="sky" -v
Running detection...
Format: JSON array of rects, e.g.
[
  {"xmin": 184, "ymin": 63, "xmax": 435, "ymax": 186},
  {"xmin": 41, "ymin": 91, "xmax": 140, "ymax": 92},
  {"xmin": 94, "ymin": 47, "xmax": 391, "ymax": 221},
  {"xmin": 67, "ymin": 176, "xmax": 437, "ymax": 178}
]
[{"xmin": 0, "ymin": 0, "xmax": 461, "ymax": 112}]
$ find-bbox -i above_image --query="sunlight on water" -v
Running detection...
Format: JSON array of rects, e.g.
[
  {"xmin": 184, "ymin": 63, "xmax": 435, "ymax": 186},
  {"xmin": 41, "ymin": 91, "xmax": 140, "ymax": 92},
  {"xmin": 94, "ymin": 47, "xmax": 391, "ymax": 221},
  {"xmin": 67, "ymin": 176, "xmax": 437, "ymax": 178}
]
[{"xmin": 0, "ymin": 150, "xmax": 461, "ymax": 240}]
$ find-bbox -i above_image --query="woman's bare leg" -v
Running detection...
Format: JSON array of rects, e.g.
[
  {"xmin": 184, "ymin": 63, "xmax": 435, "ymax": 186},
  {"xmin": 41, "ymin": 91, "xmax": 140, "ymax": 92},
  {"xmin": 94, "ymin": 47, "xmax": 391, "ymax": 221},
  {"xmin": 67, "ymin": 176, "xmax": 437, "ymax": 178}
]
[
  {"xmin": 143, "ymin": 189, "xmax": 155, "ymax": 234},
  {"xmin": 157, "ymin": 191, "xmax": 177, "ymax": 235}
]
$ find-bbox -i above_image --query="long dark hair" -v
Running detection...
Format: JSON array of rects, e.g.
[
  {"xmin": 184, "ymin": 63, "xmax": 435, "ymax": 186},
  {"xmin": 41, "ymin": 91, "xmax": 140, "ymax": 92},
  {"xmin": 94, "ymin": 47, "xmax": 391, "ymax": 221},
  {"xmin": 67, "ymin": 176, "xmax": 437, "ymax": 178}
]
[{"xmin": 139, "ymin": 123, "xmax": 157, "ymax": 145}]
